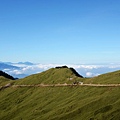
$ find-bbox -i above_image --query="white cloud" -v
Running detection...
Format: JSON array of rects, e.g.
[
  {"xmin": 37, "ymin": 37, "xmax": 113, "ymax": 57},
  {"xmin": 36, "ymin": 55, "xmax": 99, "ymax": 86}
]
[
  {"xmin": 12, "ymin": 70, "xmax": 22, "ymax": 75},
  {"xmin": 108, "ymin": 65, "xmax": 120, "ymax": 69},
  {"xmin": 86, "ymin": 72, "xmax": 100, "ymax": 77},
  {"xmin": 66, "ymin": 64, "xmax": 104, "ymax": 69},
  {"xmin": 4, "ymin": 69, "xmax": 22, "ymax": 75},
  {"xmin": 3, "ymin": 63, "xmax": 120, "ymax": 78},
  {"xmin": 86, "ymin": 72, "xmax": 93, "ymax": 77}
]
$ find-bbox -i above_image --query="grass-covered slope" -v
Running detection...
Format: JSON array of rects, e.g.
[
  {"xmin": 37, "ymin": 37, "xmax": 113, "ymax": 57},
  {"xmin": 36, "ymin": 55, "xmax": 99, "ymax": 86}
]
[
  {"xmin": 0, "ymin": 69, "xmax": 120, "ymax": 120},
  {"xmin": 16, "ymin": 67, "xmax": 83, "ymax": 85},
  {"xmin": 84, "ymin": 70, "xmax": 120, "ymax": 84},
  {"xmin": 0, "ymin": 71, "xmax": 15, "ymax": 86},
  {"xmin": 0, "ymin": 86, "xmax": 120, "ymax": 120},
  {"xmin": 0, "ymin": 77, "xmax": 15, "ymax": 87},
  {"xmin": 0, "ymin": 76, "xmax": 11, "ymax": 86}
]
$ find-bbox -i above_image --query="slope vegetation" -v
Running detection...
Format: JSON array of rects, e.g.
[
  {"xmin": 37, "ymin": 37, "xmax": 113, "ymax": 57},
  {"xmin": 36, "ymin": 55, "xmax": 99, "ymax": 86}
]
[
  {"xmin": 16, "ymin": 66, "xmax": 83, "ymax": 85},
  {"xmin": 0, "ymin": 86, "xmax": 120, "ymax": 120},
  {"xmin": 0, "ymin": 68, "xmax": 120, "ymax": 120},
  {"xmin": 0, "ymin": 71, "xmax": 15, "ymax": 86},
  {"xmin": 84, "ymin": 70, "xmax": 120, "ymax": 84}
]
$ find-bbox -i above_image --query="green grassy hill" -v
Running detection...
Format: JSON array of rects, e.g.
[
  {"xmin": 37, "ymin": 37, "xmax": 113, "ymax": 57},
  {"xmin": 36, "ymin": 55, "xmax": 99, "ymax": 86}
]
[
  {"xmin": 0, "ymin": 76, "xmax": 10, "ymax": 86},
  {"xmin": 83, "ymin": 70, "xmax": 120, "ymax": 84},
  {"xmin": 0, "ymin": 85, "xmax": 120, "ymax": 120},
  {"xmin": 0, "ymin": 76, "xmax": 14, "ymax": 86},
  {"xmin": 0, "ymin": 68, "xmax": 120, "ymax": 120},
  {"xmin": 0, "ymin": 71, "xmax": 15, "ymax": 86},
  {"xmin": 15, "ymin": 67, "xmax": 83, "ymax": 85}
]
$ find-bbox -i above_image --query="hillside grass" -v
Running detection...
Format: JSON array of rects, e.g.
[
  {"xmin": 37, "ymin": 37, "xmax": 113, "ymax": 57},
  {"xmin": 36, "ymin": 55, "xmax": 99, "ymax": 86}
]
[
  {"xmin": 0, "ymin": 76, "xmax": 14, "ymax": 86},
  {"xmin": 15, "ymin": 68, "xmax": 83, "ymax": 85},
  {"xmin": 0, "ymin": 86, "xmax": 120, "ymax": 120},
  {"xmin": 83, "ymin": 70, "xmax": 120, "ymax": 84},
  {"xmin": 15, "ymin": 69, "xmax": 120, "ymax": 85},
  {"xmin": 0, "ymin": 69, "xmax": 120, "ymax": 120}
]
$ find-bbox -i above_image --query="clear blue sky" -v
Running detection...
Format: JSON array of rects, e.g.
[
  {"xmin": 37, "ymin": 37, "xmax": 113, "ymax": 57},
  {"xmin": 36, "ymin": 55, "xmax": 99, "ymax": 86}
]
[{"xmin": 0, "ymin": 0, "xmax": 120, "ymax": 64}]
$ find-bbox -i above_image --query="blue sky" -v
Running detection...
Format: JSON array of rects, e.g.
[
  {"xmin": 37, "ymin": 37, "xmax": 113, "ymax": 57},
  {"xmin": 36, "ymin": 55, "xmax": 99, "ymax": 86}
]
[{"xmin": 0, "ymin": 0, "xmax": 120, "ymax": 64}]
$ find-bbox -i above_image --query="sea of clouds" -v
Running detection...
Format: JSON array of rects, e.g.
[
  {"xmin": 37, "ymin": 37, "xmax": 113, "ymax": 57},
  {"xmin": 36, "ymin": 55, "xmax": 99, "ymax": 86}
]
[{"xmin": 2, "ymin": 62, "xmax": 120, "ymax": 78}]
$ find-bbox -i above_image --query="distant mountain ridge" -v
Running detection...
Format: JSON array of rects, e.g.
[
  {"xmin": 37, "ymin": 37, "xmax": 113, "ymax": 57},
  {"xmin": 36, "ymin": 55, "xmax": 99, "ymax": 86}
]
[
  {"xmin": 17, "ymin": 62, "xmax": 34, "ymax": 65},
  {"xmin": 0, "ymin": 62, "xmax": 28, "ymax": 78},
  {"xmin": 0, "ymin": 62, "xmax": 18, "ymax": 69}
]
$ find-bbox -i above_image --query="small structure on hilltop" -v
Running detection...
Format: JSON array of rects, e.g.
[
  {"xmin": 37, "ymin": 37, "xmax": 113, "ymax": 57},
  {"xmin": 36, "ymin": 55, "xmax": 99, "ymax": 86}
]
[{"xmin": 55, "ymin": 66, "xmax": 68, "ymax": 69}]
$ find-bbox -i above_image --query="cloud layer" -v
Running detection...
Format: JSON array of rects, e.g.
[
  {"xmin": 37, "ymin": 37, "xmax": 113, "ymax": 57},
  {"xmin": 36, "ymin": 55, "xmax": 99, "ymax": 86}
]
[{"xmin": 3, "ymin": 63, "xmax": 120, "ymax": 78}]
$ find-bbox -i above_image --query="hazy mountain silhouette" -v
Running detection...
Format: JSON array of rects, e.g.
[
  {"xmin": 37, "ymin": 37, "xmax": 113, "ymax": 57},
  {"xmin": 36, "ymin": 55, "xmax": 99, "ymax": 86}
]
[
  {"xmin": 0, "ymin": 62, "xmax": 18, "ymax": 69},
  {"xmin": 17, "ymin": 62, "xmax": 34, "ymax": 65},
  {"xmin": 0, "ymin": 70, "xmax": 15, "ymax": 80}
]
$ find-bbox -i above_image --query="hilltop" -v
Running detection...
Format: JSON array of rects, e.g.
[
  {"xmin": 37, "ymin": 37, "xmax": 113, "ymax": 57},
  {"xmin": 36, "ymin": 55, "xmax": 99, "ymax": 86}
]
[{"xmin": 15, "ymin": 66, "xmax": 83, "ymax": 85}]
